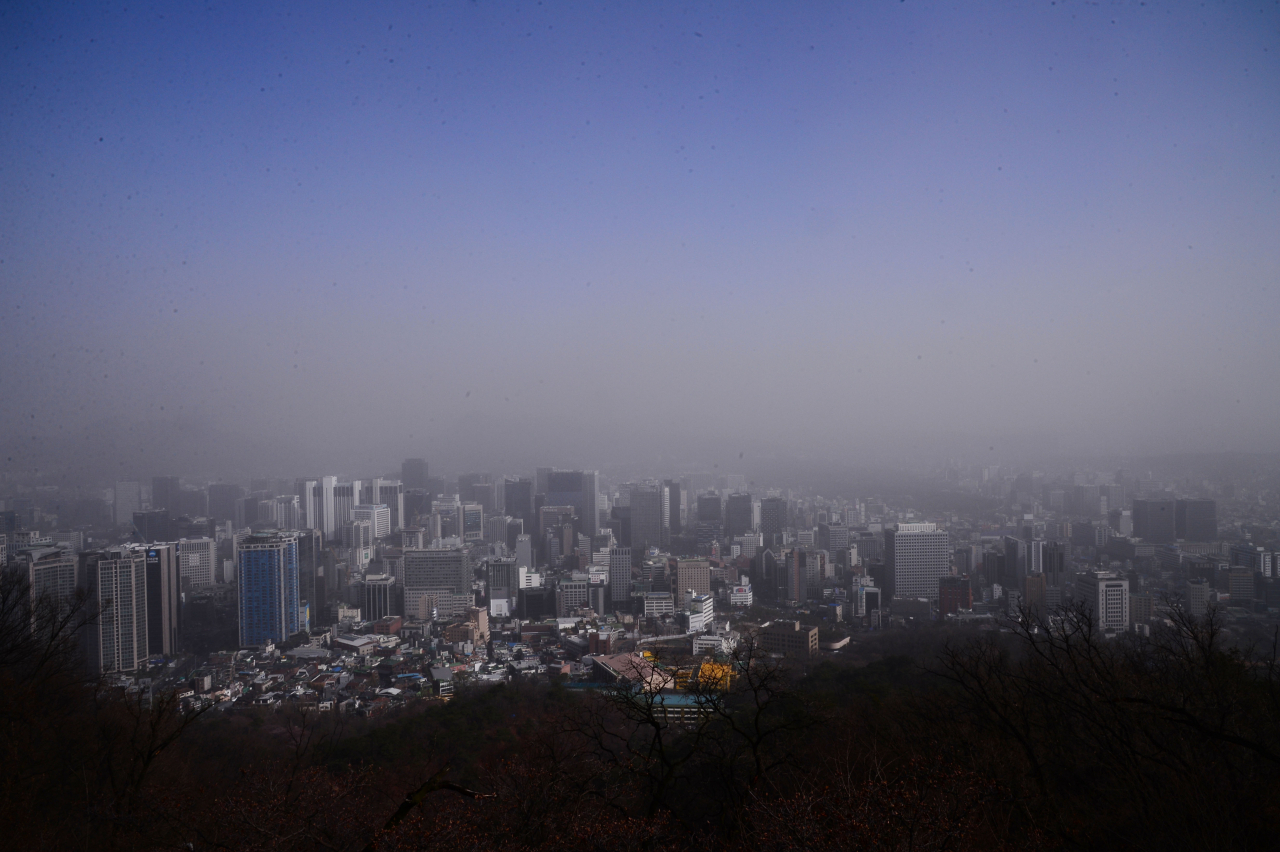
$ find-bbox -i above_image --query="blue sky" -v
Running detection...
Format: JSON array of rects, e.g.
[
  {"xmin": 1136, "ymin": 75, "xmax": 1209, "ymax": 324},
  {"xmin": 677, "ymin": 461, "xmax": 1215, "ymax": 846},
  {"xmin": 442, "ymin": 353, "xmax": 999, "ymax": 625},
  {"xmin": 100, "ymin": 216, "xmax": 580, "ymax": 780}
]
[{"xmin": 2, "ymin": 1, "xmax": 1277, "ymax": 473}]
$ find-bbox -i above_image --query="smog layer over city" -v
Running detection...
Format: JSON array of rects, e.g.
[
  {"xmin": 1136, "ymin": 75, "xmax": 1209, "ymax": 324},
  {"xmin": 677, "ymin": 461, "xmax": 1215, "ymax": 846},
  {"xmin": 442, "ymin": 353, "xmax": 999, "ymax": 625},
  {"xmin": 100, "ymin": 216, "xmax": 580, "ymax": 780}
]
[{"xmin": 1, "ymin": 4, "xmax": 1278, "ymax": 852}]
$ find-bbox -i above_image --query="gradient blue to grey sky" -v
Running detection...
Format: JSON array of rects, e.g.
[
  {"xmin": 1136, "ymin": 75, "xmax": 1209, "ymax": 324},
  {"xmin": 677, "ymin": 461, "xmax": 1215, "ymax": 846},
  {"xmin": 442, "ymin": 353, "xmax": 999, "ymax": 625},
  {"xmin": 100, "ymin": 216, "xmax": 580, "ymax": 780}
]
[{"xmin": 2, "ymin": 2, "xmax": 1277, "ymax": 474}]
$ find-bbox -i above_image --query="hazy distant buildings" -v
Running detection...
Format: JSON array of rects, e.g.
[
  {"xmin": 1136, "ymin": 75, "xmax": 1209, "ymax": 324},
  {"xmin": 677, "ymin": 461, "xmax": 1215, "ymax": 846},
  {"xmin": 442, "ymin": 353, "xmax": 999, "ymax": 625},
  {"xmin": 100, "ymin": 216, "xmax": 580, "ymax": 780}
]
[
  {"xmin": 725, "ymin": 493, "xmax": 754, "ymax": 539},
  {"xmin": 133, "ymin": 510, "xmax": 173, "ymax": 544},
  {"xmin": 113, "ymin": 481, "xmax": 142, "ymax": 526},
  {"xmin": 151, "ymin": 476, "xmax": 181, "ymax": 513},
  {"xmin": 760, "ymin": 496, "xmax": 787, "ymax": 546},
  {"xmin": 630, "ymin": 483, "xmax": 670, "ymax": 552},
  {"xmin": 401, "ymin": 458, "xmax": 429, "ymax": 491},
  {"xmin": 236, "ymin": 531, "xmax": 300, "ymax": 648},
  {"xmin": 1132, "ymin": 498, "xmax": 1176, "ymax": 544},
  {"xmin": 504, "ymin": 477, "xmax": 534, "ymax": 524},
  {"xmin": 545, "ymin": 470, "xmax": 601, "ymax": 537},
  {"xmin": 885, "ymin": 523, "xmax": 951, "ymax": 601},
  {"xmin": 1175, "ymin": 499, "xmax": 1217, "ymax": 542}
]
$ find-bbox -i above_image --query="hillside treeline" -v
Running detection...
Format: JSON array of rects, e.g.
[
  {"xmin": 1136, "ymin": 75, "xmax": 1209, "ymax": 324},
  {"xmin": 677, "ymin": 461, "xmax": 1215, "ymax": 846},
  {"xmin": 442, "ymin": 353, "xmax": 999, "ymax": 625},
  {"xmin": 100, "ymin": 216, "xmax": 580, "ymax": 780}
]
[{"xmin": 3, "ymin": 571, "xmax": 1278, "ymax": 852}]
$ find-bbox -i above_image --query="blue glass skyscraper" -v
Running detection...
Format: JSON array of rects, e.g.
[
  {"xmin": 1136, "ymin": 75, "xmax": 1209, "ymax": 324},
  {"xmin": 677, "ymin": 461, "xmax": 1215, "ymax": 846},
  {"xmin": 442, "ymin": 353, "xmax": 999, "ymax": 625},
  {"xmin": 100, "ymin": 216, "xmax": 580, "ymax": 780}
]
[{"xmin": 237, "ymin": 531, "xmax": 299, "ymax": 647}]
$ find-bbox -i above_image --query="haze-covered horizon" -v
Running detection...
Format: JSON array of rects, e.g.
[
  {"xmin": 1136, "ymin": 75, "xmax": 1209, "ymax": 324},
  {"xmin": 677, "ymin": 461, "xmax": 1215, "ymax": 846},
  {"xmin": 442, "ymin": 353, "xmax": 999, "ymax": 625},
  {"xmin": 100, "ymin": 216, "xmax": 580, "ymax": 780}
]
[{"xmin": 3, "ymin": 1, "xmax": 1278, "ymax": 481}]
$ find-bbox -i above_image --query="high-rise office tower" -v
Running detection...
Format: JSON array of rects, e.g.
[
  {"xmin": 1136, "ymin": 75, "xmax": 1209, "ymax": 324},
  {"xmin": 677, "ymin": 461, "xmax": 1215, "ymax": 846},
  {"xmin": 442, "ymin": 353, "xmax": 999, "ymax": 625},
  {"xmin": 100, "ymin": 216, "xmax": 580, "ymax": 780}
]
[
  {"xmin": 460, "ymin": 503, "xmax": 485, "ymax": 542},
  {"xmin": 536, "ymin": 505, "xmax": 575, "ymax": 562},
  {"xmin": 630, "ymin": 483, "xmax": 670, "ymax": 552},
  {"xmin": 173, "ymin": 487, "xmax": 208, "ymax": 518},
  {"xmin": 884, "ymin": 523, "xmax": 951, "ymax": 601},
  {"xmin": 1175, "ymin": 499, "xmax": 1217, "ymax": 542},
  {"xmin": 363, "ymin": 480, "xmax": 404, "ymax": 531},
  {"xmin": 260, "ymin": 495, "xmax": 300, "ymax": 530},
  {"xmin": 151, "ymin": 477, "xmax": 182, "ymax": 513},
  {"xmin": 295, "ymin": 479, "xmax": 318, "ymax": 530},
  {"xmin": 515, "ymin": 534, "xmax": 534, "ymax": 571},
  {"xmin": 177, "ymin": 537, "xmax": 217, "ymax": 588},
  {"xmin": 352, "ymin": 504, "xmax": 392, "ymax": 540},
  {"xmin": 114, "ymin": 481, "xmax": 142, "ymax": 527},
  {"xmin": 22, "ymin": 546, "xmax": 79, "ymax": 618},
  {"xmin": 401, "ymin": 458, "xmax": 429, "ymax": 491},
  {"xmin": 318, "ymin": 476, "xmax": 337, "ymax": 539},
  {"xmin": 1078, "ymin": 571, "xmax": 1129, "ymax": 633},
  {"xmin": 80, "ymin": 545, "xmax": 149, "ymax": 674},
  {"xmin": 143, "ymin": 543, "xmax": 179, "ymax": 656},
  {"xmin": 403, "ymin": 546, "xmax": 472, "ymax": 618},
  {"xmin": 663, "ymin": 479, "xmax": 684, "ymax": 535},
  {"xmin": 696, "ymin": 493, "xmax": 723, "ymax": 527},
  {"xmin": 725, "ymin": 493, "xmax": 754, "ymax": 539},
  {"xmin": 545, "ymin": 470, "xmax": 601, "ymax": 538},
  {"xmin": 760, "ymin": 496, "xmax": 787, "ymax": 547},
  {"xmin": 133, "ymin": 510, "xmax": 173, "ymax": 544},
  {"xmin": 403, "ymin": 489, "xmax": 431, "ymax": 528},
  {"xmin": 505, "ymin": 518, "xmax": 524, "ymax": 552},
  {"xmin": 504, "ymin": 478, "xmax": 534, "ymax": 523},
  {"xmin": 207, "ymin": 483, "xmax": 244, "ymax": 522},
  {"xmin": 939, "ymin": 574, "xmax": 973, "ymax": 615},
  {"xmin": 236, "ymin": 531, "xmax": 300, "ymax": 648},
  {"xmin": 457, "ymin": 473, "xmax": 490, "ymax": 507},
  {"xmin": 342, "ymin": 519, "xmax": 374, "ymax": 550},
  {"xmin": 486, "ymin": 556, "xmax": 516, "ymax": 617},
  {"xmin": 485, "ymin": 514, "xmax": 510, "ymax": 546},
  {"xmin": 609, "ymin": 547, "xmax": 632, "ymax": 606},
  {"xmin": 1002, "ymin": 536, "xmax": 1027, "ymax": 589},
  {"xmin": 675, "ymin": 559, "xmax": 711, "ymax": 596},
  {"xmin": 332, "ymin": 481, "xmax": 361, "ymax": 534},
  {"xmin": 296, "ymin": 528, "xmax": 322, "ymax": 622},
  {"xmin": 363, "ymin": 574, "xmax": 397, "ymax": 621},
  {"xmin": 1132, "ymin": 498, "xmax": 1176, "ymax": 544}
]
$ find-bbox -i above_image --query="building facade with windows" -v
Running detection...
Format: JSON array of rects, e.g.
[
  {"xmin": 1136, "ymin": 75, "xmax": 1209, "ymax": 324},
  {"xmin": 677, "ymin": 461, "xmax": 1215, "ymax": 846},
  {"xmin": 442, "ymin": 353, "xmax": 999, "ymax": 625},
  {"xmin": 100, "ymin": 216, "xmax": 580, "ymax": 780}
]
[{"xmin": 237, "ymin": 531, "xmax": 300, "ymax": 647}]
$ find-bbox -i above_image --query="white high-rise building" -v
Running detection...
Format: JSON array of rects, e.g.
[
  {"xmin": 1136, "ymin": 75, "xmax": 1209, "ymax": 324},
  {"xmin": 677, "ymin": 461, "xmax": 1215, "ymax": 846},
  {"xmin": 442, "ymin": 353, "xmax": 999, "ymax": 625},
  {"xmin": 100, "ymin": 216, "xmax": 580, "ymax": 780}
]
[
  {"xmin": 885, "ymin": 523, "xmax": 951, "ymax": 602},
  {"xmin": 320, "ymin": 476, "xmax": 337, "ymax": 539},
  {"xmin": 332, "ymin": 481, "xmax": 361, "ymax": 536},
  {"xmin": 24, "ymin": 546, "xmax": 78, "ymax": 603},
  {"xmin": 296, "ymin": 480, "xmax": 318, "ymax": 530},
  {"xmin": 177, "ymin": 537, "xmax": 218, "ymax": 588},
  {"xmin": 363, "ymin": 480, "xmax": 405, "ymax": 531},
  {"xmin": 272, "ymin": 495, "xmax": 301, "ymax": 530},
  {"xmin": 1078, "ymin": 571, "xmax": 1129, "ymax": 634},
  {"xmin": 352, "ymin": 504, "xmax": 391, "ymax": 540},
  {"xmin": 81, "ymin": 545, "xmax": 148, "ymax": 674}
]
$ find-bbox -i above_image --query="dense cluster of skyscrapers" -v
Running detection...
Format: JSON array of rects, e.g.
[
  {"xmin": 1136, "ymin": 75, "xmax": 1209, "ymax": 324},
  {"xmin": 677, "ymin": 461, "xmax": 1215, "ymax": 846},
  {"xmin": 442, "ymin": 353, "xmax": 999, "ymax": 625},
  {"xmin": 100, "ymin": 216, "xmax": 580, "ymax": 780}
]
[{"xmin": 2, "ymin": 453, "xmax": 1277, "ymax": 680}]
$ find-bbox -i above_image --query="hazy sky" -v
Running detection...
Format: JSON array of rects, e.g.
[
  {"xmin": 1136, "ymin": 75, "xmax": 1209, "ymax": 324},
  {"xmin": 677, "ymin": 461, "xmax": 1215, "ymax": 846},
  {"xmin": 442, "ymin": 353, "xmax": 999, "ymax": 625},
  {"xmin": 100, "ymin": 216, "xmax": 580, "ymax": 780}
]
[{"xmin": 2, "ymin": 1, "xmax": 1278, "ymax": 477}]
